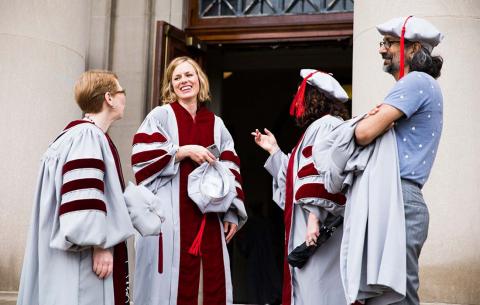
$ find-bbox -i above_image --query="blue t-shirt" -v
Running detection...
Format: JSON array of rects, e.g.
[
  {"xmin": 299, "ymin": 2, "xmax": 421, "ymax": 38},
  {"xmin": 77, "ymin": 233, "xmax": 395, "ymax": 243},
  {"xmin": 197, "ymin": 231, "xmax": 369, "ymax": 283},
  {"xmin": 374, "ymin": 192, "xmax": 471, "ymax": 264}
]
[{"xmin": 384, "ymin": 71, "xmax": 443, "ymax": 187}]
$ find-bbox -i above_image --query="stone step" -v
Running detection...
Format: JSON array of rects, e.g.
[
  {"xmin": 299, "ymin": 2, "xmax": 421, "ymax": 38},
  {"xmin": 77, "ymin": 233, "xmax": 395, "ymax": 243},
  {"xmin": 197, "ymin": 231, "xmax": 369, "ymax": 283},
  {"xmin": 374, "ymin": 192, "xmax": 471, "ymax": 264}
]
[
  {"xmin": 0, "ymin": 292, "xmax": 16, "ymax": 305},
  {"xmin": 0, "ymin": 292, "xmax": 468, "ymax": 305}
]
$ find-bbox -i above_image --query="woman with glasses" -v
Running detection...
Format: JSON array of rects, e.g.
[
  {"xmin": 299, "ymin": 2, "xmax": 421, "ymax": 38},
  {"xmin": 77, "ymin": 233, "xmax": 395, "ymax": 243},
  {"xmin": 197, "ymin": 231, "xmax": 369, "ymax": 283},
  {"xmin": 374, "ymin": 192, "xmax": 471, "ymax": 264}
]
[
  {"xmin": 17, "ymin": 70, "xmax": 134, "ymax": 305},
  {"xmin": 132, "ymin": 56, "xmax": 247, "ymax": 305},
  {"xmin": 252, "ymin": 70, "xmax": 351, "ymax": 305}
]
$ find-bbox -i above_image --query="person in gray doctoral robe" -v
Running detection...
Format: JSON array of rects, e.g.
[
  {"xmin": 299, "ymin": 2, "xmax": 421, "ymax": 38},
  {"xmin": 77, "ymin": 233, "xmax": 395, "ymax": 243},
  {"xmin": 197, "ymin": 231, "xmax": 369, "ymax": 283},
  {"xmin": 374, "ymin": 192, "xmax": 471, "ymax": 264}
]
[
  {"xmin": 17, "ymin": 70, "xmax": 134, "ymax": 305},
  {"xmin": 313, "ymin": 115, "xmax": 407, "ymax": 305},
  {"xmin": 252, "ymin": 69, "xmax": 358, "ymax": 305},
  {"xmin": 354, "ymin": 16, "xmax": 444, "ymax": 305}
]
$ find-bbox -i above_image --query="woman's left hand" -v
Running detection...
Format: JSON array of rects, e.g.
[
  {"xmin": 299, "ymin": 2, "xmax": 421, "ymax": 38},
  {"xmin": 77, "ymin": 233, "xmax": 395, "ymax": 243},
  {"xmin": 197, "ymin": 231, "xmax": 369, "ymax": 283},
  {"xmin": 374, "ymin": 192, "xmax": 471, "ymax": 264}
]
[
  {"xmin": 92, "ymin": 247, "xmax": 113, "ymax": 279},
  {"xmin": 306, "ymin": 213, "xmax": 320, "ymax": 246},
  {"xmin": 223, "ymin": 221, "xmax": 238, "ymax": 244}
]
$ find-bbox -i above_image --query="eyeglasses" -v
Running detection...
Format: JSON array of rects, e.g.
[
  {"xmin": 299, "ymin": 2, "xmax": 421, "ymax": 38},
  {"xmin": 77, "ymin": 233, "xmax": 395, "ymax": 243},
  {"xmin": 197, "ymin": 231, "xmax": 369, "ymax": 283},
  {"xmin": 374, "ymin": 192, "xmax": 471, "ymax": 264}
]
[
  {"xmin": 112, "ymin": 89, "xmax": 126, "ymax": 96},
  {"xmin": 379, "ymin": 40, "xmax": 401, "ymax": 49},
  {"xmin": 88, "ymin": 89, "xmax": 126, "ymax": 102}
]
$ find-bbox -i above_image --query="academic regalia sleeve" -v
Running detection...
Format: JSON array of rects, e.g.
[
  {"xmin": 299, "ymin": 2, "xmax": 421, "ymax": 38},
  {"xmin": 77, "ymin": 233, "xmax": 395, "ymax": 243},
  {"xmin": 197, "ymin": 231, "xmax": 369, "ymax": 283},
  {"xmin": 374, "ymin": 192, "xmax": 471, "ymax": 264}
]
[
  {"xmin": 294, "ymin": 116, "xmax": 347, "ymax": 217},
  {"xmin": 53, "ymin": 127, "xmax": 111, "ymax": 250},
  {"xmin": 264, "ymin": 149, "xmax": 289, "ymax": 210},
  {"xmin": 217, "ymin": 118, "xmax": 247, "ymax": 229},
  {"xmin": 294, "ymin": 144, "xmax": 346, "ymax": 218},
  {"xmin": 313, "ymin": 114, "xmax": 369, "ymax": 194},
  {"xmin": 131, "ymin": 109, "xmax": 179, "ymax": 187}
]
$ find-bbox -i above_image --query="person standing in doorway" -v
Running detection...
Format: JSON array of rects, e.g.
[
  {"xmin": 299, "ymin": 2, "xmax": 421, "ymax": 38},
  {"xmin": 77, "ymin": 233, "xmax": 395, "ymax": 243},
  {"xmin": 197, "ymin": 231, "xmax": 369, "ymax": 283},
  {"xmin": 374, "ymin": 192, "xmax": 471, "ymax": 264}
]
[
  {"xmin": 252, "ymin": 69, "xmax": 351, "ymax": 305},
  {"xmin": 132, "ymin": 56, "xmax": 247, "ymax": 305},
  {"xmin": 355, "ymin": 16, "xmax": 444, "ymax": 305}
]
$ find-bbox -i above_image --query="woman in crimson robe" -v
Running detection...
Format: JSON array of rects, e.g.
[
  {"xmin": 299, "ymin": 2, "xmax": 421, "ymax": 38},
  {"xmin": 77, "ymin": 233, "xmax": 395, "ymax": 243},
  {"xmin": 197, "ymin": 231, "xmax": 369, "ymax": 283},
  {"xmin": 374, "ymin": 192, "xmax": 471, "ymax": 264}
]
[{"xmin": 132, "ymin": 56, "xmax": 247, "ymax": 305}]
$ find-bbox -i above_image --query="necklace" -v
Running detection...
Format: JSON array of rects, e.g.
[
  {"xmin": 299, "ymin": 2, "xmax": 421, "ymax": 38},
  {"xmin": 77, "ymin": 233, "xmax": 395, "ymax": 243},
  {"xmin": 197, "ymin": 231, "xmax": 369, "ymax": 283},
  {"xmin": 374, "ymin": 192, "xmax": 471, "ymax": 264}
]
[{"xmin": 84, "ymin": 115, "xmax": 95, "ymax": 123}]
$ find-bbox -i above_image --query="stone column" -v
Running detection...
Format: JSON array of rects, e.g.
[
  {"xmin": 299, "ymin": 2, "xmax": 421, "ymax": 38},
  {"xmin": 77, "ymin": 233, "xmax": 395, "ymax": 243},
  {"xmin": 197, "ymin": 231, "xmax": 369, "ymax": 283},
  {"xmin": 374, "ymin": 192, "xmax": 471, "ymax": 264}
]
[
  {"xmin": 352, "ymin": 1, "xmax": 480, "ymax": 304},
  {"xmin": 0, "ymin": 0, "xmax": 90, "ymax": 291},
  {"xmin": 87, "ymin": 0, "xmax": 112, "ymax": 70},
  {"xmin": 106, "ymin": 0, "xmax": 185, "ymax": 184}
]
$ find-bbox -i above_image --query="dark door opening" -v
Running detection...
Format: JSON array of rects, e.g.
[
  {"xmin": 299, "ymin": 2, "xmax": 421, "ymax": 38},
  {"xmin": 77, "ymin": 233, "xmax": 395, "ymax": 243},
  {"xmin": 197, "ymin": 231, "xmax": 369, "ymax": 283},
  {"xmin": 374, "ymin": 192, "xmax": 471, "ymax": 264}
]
[
  {"xmin": 148, "ymin": 21, "xmax": 352, "ymax": 304},
  {"xmin": 205, "ymin": 41, "xmax": 353, "ymax": 304}
]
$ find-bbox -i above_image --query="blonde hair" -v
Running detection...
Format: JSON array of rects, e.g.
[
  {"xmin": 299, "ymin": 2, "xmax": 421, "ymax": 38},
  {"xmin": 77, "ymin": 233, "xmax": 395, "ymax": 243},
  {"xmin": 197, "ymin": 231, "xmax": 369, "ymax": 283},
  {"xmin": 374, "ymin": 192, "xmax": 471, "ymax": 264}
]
[
  {"xmin": 74, "ymin": 70, "xmax": 119, "ymax": 113},
  {"xmin": 161, "ymin": 57, "xmax": 211, "ymax": 104}
]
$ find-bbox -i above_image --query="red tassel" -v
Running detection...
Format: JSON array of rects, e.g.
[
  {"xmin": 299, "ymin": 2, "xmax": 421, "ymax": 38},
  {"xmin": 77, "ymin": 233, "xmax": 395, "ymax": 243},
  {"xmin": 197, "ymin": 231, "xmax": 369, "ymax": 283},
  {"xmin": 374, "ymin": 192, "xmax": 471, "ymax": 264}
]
[
  {"xmin": 158, "ymin": 233, "xmax": 163, "ymax": 273},
  {"xmin": 289, "ymin": 71, "xmax": 320, "ymax": 118},
  {"xmin": 188, "ymin": 215, "xmax": 207, "ymax": 256},
  {"xmin": 399, "ymin": 15, "xmax": 413, "ymax": 80}
]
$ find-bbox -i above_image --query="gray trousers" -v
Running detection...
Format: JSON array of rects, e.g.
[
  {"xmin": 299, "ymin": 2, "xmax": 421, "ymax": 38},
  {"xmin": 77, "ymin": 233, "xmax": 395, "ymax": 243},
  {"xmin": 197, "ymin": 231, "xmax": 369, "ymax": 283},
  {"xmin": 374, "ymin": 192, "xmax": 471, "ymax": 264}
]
[{"xmin": 392, "ymin": 179, "xmax": 430, "ymax": 305}]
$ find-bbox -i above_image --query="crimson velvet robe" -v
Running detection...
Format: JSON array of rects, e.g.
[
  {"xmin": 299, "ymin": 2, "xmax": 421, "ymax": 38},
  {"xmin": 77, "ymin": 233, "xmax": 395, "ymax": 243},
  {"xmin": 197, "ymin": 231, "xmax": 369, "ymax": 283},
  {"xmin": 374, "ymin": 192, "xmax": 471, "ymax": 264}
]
[{"xmin": 132, "ymin": 102, "xmax": 247, "ymax": 305}]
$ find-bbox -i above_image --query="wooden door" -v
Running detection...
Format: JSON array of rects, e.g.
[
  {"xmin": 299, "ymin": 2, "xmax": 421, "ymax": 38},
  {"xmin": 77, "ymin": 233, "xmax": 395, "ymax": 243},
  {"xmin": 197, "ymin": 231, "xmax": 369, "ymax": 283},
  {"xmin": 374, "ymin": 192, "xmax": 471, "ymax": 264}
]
[{"xmin": 151, "ymin": 21, "xmax": 206, "ymax": 110}]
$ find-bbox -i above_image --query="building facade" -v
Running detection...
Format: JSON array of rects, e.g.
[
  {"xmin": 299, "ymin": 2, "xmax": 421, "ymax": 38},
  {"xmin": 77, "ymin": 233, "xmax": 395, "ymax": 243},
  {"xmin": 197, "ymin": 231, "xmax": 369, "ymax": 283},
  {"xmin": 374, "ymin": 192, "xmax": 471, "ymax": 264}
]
[{"xmin": 0, "ymin": 0, "xmax": 478, "ymax": 304}]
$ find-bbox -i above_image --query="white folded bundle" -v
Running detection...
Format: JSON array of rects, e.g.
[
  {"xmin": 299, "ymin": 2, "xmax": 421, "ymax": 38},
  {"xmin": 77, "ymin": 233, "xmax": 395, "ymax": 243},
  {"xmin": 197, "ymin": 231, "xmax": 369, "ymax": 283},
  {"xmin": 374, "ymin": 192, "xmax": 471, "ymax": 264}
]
[
  {"xmin": 188, "ymin": 161, "xmax": 237, "ymax": 213},
  {"xmin": 124, "ymin": 182, "xmax": 165, "ymax": 236}
]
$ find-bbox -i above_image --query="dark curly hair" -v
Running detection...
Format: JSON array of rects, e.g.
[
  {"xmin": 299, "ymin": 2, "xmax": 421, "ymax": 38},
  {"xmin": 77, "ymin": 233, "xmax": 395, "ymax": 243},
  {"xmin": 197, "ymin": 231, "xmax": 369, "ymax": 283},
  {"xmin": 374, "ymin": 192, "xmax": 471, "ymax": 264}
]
[
  {"xmin": 409, "ymin": 46, "xmax": 443, "ymax": 79},
  {"xmin": 295, "ymin": 84, "xmax": 350, "ymax": 128}
]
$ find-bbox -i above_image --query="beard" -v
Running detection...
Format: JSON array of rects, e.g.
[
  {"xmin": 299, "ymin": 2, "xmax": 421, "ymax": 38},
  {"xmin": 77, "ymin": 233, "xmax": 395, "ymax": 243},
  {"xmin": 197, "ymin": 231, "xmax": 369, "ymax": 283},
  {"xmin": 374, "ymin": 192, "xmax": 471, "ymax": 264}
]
[
  {"xmin": 382, "ymin": 53, "xmax": 399, "ymax": 75},
  {"xmin": 382, "ymin": 52, "xmax": 412, "ymax": 76}
]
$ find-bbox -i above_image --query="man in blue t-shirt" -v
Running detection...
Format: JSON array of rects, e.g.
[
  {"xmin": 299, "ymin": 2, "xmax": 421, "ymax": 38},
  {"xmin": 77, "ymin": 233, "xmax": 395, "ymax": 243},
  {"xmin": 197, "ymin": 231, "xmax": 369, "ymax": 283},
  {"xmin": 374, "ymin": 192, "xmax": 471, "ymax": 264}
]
[{"xmin": 355, "ymin": 16, "xmax": 444, "ymax": 305}]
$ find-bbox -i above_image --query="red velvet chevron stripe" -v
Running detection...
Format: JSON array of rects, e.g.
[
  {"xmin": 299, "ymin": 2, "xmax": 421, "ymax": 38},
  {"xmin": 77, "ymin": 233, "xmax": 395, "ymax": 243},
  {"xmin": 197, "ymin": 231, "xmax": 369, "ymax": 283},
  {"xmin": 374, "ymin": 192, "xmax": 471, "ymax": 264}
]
[
  {"xmin": 229, "ymin": 168, "xmax": 243, "ymax": 185},
  {"xmin": 134, "ymin": 155, "xmax": 172, "ymax": 184},
  {"xmin": 297, "ymin": 163, "xmax": 318, "ymax": 179},
  {"xmin": 219, "ymin": 151, "xmax": 240, "ymax": 167},
  {"xmin": 61, "ymin": 178, "xmax": 104, "ymax": 195},
  {"xmin": 295, "ymin": 183, "xmax": 346, "ymax": 205},
  {"xmin": 235, "ymin": 187, "xmax": 245, "ymax": 201},
  {"xmin": 132, "ymin": 132, "xmax": 167, "ymax": 145},
  {"xmin": 131, "ymin": 149, "xmax": 168, "ymax": 165},
  {"xmin": 59, "ymin": 199, "xmax": 107, "ymax": 215},
  {"xmin": 302, "ymin": 145, "xmax": 313, "ymax": 158},
  {"xmin": 62, "ymin": 159, "xmax": 105, "ymax": 175}
]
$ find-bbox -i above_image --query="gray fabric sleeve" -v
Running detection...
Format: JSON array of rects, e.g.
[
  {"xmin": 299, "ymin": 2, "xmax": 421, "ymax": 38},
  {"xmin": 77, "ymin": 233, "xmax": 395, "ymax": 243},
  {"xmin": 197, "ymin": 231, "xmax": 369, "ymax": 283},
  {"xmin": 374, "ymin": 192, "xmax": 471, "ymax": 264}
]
[
  {"xmin": 52, "ymin": 127, "xmax": 129, "ymax": 251},
  {"xmin": 223, "ymin": 209, "xmax": 239, "ymax": 226},
  {"xmin": 301, "ymin": 205, "xmax": 331, "ymax": 223},
  {"xmin": 217, "ymin": 118, "xmax": 247, "ymax": 230},
  {"xmin": 132, "ymin": 109, "xmax": 180, "ymax": 187},
  {"xmin": 264, "ymin": 149, "xmax": 288, "ymax": 177},
  {"xmin": 297, "ymin": 197, "xmax": 345, "ymax": 217},
  {"xmin": 264, "ymin": 150, "xmax": 288, "ymax": 210}
]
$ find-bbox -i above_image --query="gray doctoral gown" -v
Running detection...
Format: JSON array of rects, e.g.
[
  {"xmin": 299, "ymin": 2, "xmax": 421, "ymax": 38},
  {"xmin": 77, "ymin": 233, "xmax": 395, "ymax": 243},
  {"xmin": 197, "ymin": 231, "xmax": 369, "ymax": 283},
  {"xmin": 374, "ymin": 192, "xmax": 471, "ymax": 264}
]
[
  {"xmin": 313, "ymin": 116, "xmax": 407, "ymax": 305},
  {"xmin": 17, "ymin": 121, "xmax": 135, "ymax": 305},
  {"xmin": 264, "ymin": 115, "xmax": 348, "ymax": 305},
  {"xmin": 131, "ymin": 103, "xmax": 247, "ymax": 305}
]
